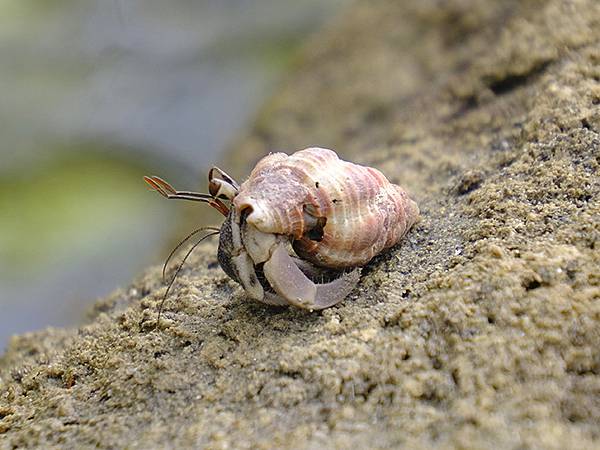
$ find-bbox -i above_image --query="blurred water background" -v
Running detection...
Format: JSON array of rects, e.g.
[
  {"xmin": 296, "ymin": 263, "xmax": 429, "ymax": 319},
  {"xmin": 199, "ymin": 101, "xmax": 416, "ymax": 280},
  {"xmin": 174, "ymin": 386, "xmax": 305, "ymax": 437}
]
[{"xmin": 0, "ymin": 0, "xmax": 351, "ymax": 350}]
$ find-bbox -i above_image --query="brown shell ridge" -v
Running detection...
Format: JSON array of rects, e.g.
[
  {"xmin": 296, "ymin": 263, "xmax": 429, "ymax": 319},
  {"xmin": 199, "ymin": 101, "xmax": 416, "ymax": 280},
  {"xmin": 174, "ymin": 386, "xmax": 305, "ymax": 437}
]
[
  {"xmin": 302, "ymin": 168, "xmax": 416, "ymax": 267},
  {"xmin": 235, "ymin": 148, "xmax": 419, "ymax": 268},
  {"xmin": 234, "ymin": 156, "xmax": 312, "ymax": 237}
]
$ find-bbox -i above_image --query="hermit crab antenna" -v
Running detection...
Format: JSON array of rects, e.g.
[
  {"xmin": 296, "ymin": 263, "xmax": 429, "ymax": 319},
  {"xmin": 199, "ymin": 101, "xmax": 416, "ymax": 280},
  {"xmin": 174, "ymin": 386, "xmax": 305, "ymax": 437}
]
[
  {"xmin": 144, "ymin": 175, "xmax": 229, "ymax": 216},
  {"xmin": 162, "ymin": 226, "xmax": 220, "ymax": 282},
  {"xmin": 156, "ymin": 230, "xmax": 220, "ymax": 327}
]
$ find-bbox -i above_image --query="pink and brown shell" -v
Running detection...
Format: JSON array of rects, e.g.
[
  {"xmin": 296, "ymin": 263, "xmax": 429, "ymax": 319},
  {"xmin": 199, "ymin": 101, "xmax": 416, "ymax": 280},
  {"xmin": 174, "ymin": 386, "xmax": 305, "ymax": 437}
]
[
  {"xmin": 234, "ymin": 147, "xmax": 419, "ymax": 268},
  {"xmin": 145, "ymin": 147, "xmax": 419, "ymax": 312}
]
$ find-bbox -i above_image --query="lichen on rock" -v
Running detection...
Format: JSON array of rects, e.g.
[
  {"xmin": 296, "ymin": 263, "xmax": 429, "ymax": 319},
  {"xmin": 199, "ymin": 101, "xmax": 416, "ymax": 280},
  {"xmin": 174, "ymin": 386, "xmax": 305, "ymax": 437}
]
[{"xmin": 1, "ymin": 0, "xmax": 599, "ymax": 448}]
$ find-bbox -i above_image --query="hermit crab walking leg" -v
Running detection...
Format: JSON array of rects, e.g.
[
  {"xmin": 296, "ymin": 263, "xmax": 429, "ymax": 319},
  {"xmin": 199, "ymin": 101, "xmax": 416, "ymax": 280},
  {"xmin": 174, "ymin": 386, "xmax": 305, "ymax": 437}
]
[
  {"xmin": 263, "ymin": 243, "xmax": 361, "ymax": 310},
  {"xmin": 222, "ymin": 207, "xmax": 265, "ymax": 301}
]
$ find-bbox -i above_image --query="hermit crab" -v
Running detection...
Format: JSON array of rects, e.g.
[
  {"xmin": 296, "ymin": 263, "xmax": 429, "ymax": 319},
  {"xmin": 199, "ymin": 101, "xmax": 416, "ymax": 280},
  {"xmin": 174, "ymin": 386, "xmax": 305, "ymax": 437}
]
[{"xmin": 145, "ymin": 147, "xmax": 419, "ymax": 312}]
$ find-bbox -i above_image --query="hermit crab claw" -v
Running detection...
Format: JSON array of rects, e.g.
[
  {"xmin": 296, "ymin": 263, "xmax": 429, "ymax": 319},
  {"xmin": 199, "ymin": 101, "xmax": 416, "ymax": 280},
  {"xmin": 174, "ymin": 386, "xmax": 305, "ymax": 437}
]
[{"xmin": 263, "ymin": 243, "xmax": 361, "ymax": 310}]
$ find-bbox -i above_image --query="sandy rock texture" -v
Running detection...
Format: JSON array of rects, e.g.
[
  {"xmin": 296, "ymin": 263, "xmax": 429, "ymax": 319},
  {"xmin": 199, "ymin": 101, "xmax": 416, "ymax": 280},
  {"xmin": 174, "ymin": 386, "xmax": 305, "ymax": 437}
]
[{"xmin": 1, "ymin": 0, "xmax": 599, "ymax": 448}]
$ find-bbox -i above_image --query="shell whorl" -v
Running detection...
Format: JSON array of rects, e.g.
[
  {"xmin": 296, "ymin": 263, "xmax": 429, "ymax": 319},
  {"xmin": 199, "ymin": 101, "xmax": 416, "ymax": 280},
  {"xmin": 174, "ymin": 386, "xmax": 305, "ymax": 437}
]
[{"xmin": 233, "ymin": 148, "xmax": 419, "ymax": 268}]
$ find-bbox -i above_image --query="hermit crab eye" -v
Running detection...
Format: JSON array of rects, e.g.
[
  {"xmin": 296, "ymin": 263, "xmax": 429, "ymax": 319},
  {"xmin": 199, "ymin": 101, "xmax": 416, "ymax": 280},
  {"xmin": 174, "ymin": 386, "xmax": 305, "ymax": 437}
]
[{"xmin": 208, "ymin": 167, "xmax": 239, "ymax": 200}]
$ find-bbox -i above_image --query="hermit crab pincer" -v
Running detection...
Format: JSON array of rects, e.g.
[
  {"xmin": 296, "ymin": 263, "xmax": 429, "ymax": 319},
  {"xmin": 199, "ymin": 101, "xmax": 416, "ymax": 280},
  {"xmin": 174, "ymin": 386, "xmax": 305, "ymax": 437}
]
[{"xmin": 145, "ymin": 147, "xmax": 419, "ymax": 311}]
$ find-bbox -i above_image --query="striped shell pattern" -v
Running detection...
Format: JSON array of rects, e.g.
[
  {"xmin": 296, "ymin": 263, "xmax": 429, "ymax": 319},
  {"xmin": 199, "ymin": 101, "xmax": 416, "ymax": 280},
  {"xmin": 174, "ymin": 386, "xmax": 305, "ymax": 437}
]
[{"xmin": 234, "ymin": 147, "xmax": 419, "ymax": 268}]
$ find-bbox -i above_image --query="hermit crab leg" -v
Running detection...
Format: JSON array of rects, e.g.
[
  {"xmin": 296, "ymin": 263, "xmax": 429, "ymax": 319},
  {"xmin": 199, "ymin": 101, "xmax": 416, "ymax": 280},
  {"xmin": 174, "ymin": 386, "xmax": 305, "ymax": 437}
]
[
  {"xmin": 263, "ymin": 243, "xmax": 361, "ymax": 310},
  {"xmin": 224, "ymin": 207, "xmax": 265, "ymax": 301},
  {"xmin": 144, "ymin": 175, "xmax": 229, "ymax": 216},
  {"xmin": 290, "ymin": 257, "xmax": 326, "ymax": 280},
  {"xmin": 262, "ymin": 292, "xmax": 292, "ymax": 306}
]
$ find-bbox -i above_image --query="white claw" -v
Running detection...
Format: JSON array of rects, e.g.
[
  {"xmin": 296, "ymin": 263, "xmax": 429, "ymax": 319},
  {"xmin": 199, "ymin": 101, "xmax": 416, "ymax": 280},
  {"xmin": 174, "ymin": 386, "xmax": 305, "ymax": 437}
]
[{"xmin": 263, "ymin": 243, "xmax": 360, "ymax": 310}]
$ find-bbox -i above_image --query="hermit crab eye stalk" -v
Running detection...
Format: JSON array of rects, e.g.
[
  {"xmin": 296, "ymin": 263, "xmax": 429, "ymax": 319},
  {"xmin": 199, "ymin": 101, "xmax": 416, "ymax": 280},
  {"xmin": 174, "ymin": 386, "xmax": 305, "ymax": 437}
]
[{"xmin": 208, "ymin": 167, "xmax": 239, "ymax": 200}]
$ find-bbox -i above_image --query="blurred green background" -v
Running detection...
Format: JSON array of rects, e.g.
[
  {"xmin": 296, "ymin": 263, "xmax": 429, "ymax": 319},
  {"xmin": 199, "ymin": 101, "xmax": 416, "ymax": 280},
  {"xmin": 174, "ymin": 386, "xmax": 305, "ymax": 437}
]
[{"xmin": 0, "ymin": 0, "xmax": 351, "ymax": 349}]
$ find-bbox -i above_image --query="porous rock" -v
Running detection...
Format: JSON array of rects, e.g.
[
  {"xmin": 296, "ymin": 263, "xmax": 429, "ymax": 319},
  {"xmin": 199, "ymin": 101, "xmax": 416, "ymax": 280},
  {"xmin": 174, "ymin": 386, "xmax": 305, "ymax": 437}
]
[{"xmin": 1, "ymin": 1, "xmax": 599, "ymax": 448}]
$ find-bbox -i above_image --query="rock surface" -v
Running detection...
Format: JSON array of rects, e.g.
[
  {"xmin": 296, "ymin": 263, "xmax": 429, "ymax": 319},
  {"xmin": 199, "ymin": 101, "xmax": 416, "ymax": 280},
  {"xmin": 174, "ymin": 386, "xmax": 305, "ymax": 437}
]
[{"xmin": 1, "ymin": 0, "xmax": 599, "ymax": 448}]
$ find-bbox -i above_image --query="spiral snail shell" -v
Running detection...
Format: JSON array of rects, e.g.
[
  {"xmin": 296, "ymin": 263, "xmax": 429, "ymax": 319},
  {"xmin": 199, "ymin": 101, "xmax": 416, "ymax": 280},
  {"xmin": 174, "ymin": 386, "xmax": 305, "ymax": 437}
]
[
  {"xmin": 235, "ymin": 148, "xmax": 419, "ymax": 269},
  {"xmin": 145, "ymin": 147, "xmax": 419, "ymax": 311}
]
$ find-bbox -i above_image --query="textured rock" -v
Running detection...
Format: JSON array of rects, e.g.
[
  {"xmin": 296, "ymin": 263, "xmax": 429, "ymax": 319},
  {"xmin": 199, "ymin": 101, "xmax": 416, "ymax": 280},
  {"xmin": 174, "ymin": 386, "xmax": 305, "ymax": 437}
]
[{"xmin": 1, "ymin": 0, "xmax": 599, "ymax": 448}]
